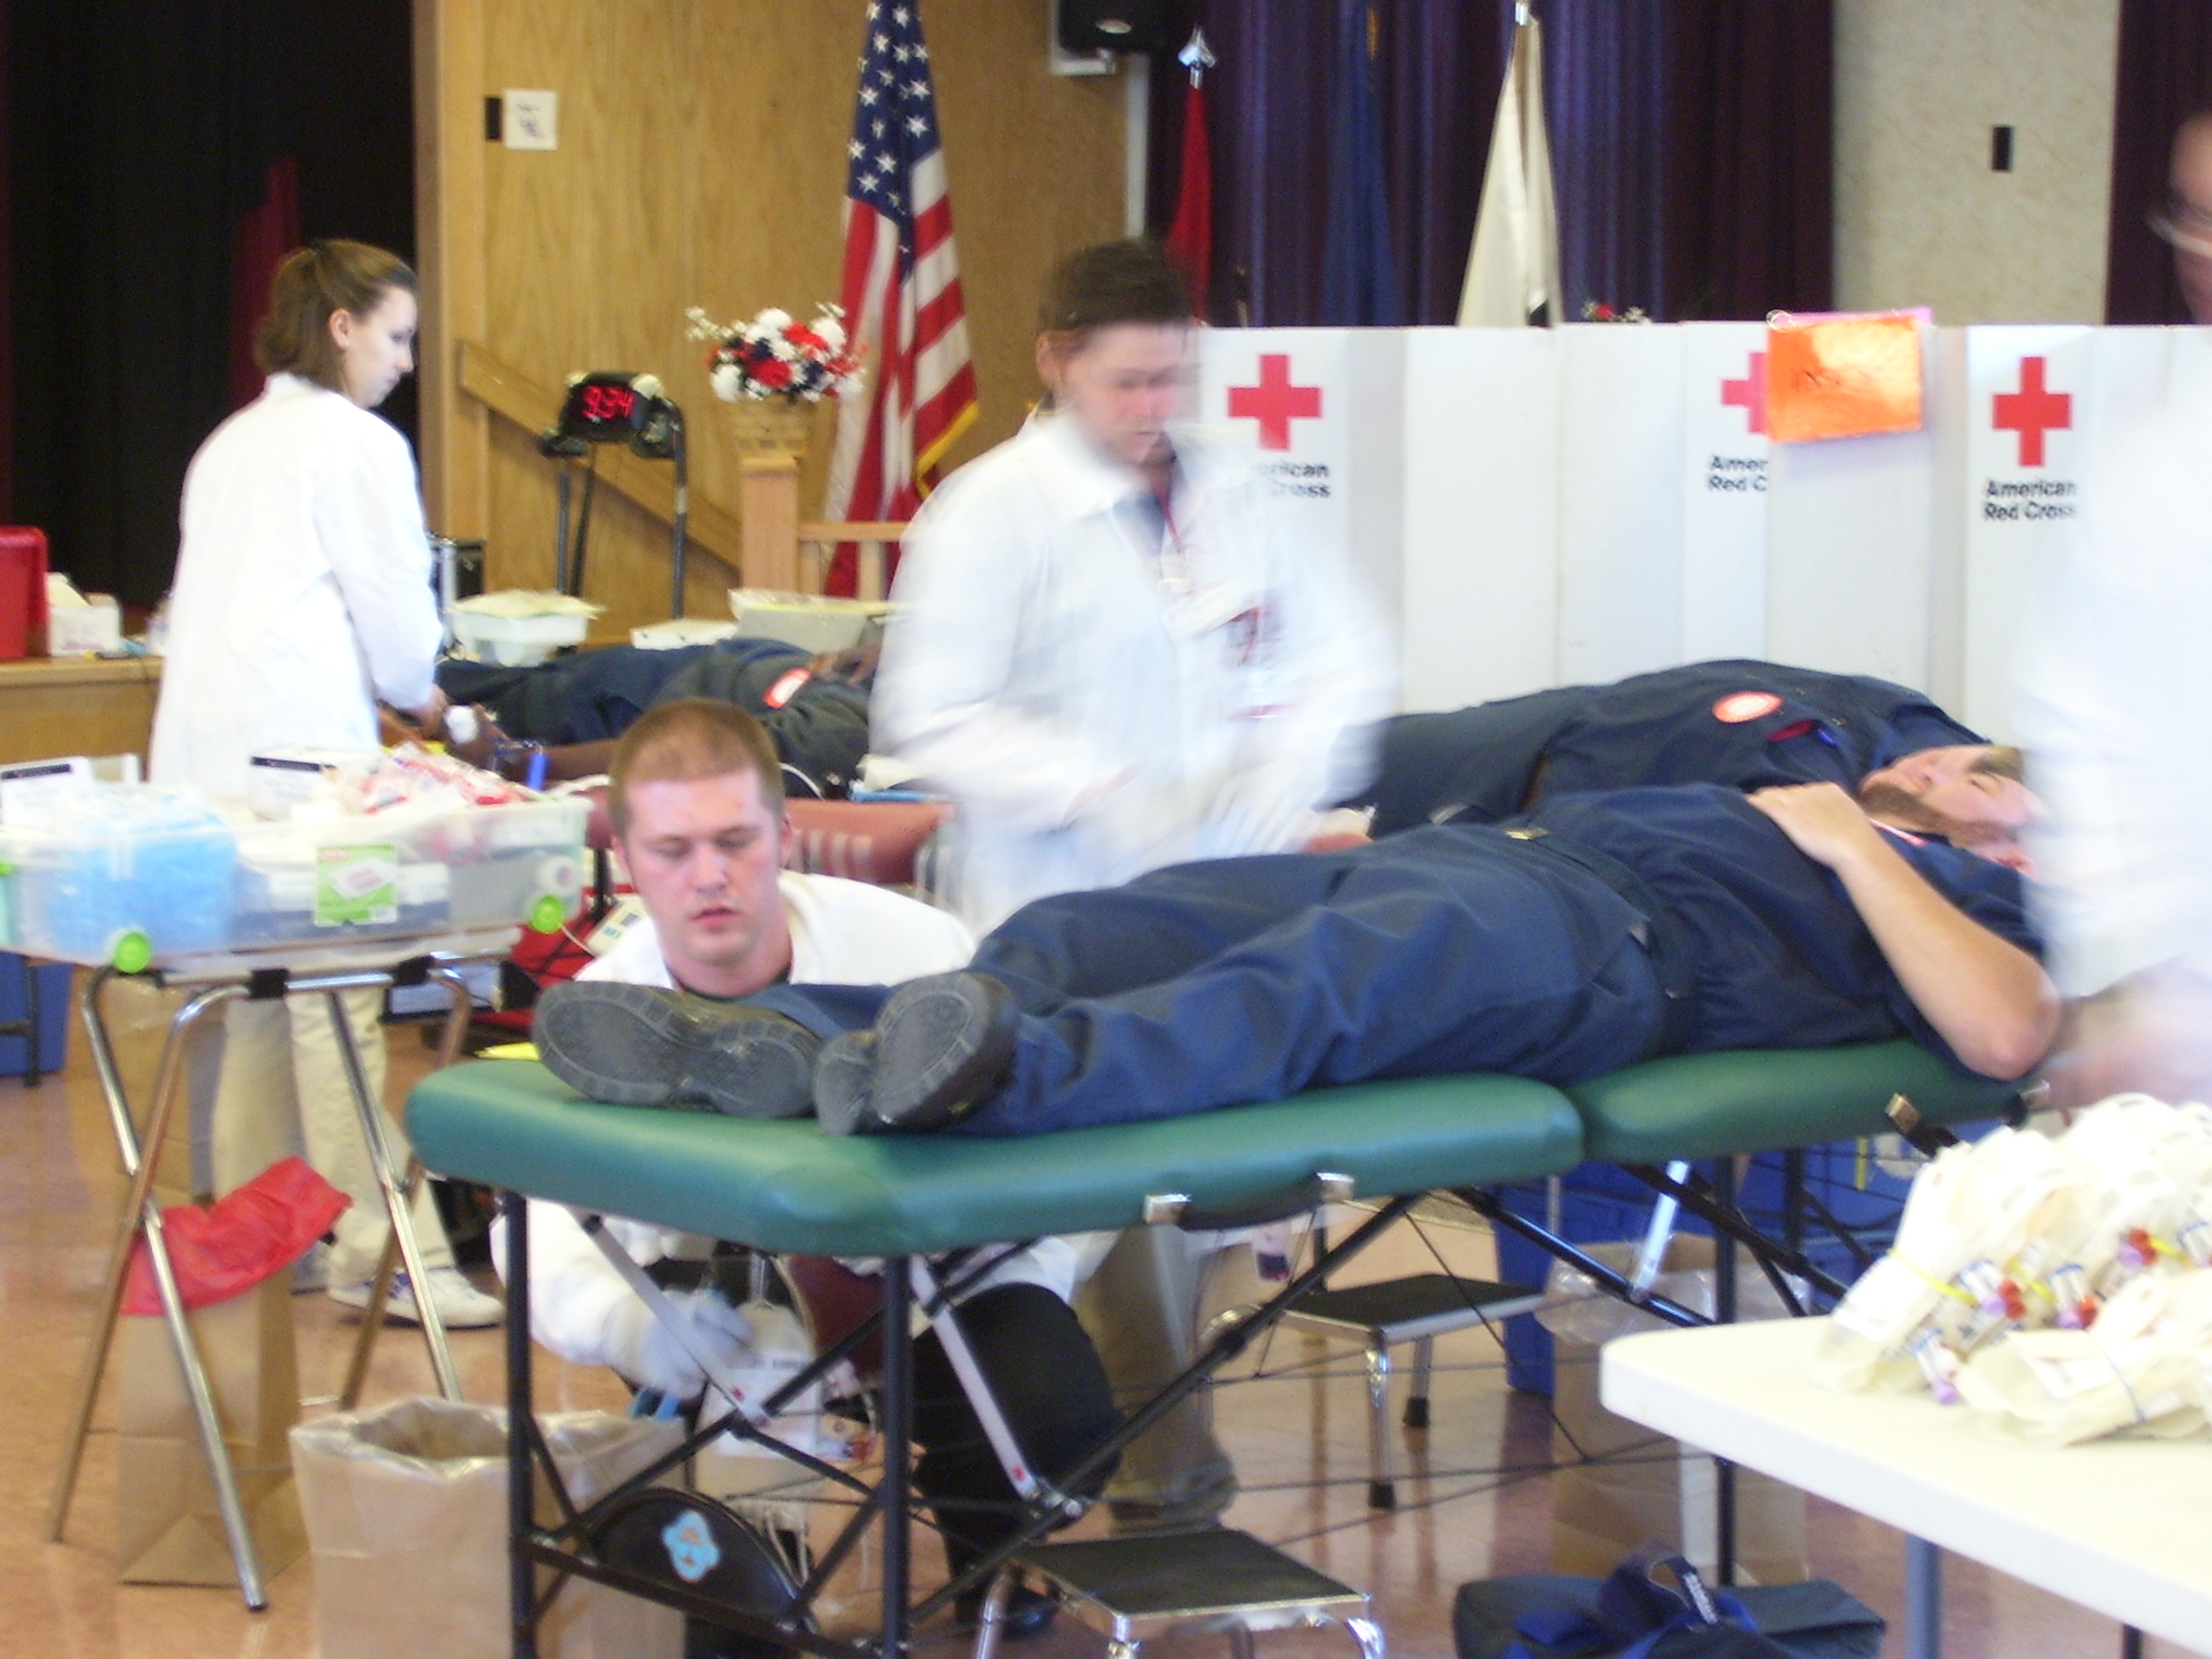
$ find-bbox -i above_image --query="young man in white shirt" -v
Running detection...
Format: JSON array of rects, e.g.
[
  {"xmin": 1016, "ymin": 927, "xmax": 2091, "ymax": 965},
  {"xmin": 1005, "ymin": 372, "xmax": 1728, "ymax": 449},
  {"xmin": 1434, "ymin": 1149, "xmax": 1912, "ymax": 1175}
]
[{"xmin": 520, "ymin": 699, "xmax": 1115, "ymax": 1637}]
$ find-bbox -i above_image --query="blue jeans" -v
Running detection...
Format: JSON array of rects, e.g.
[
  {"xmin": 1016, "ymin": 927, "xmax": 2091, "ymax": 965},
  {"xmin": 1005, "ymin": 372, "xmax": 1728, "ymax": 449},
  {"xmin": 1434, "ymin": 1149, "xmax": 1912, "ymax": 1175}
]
[{"xmin": 757, "ymin": 826, "xmax": 1667, "ymax": 1138}]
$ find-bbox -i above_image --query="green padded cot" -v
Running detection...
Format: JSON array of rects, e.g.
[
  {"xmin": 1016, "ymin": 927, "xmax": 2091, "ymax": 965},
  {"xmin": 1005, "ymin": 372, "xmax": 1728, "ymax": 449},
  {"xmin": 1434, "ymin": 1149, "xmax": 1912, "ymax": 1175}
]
[
  {"xmin": 405, "ymin": 1060, "xmax": 1584, "ymax": 1659},
  {"xmin": 407, "ymin": 1059, "xmax": 1585, "ymax": 1257},
  {"xmin": 1564, "ymin": 1040, "xmax": 2023, "ymax": 1166}
]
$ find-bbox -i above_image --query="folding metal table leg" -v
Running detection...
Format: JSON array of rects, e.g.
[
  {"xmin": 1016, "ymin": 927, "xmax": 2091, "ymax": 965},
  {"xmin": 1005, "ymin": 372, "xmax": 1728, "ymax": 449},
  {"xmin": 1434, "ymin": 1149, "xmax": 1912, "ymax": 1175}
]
[
  {"xmin": 1363, "ymin": 1343, "xmax": 1396, "ymax": 1510},
  {"xmin": 46, "ymin": 974, "xmax": 269, "ymax": 1609},
  {"xmin": 1905, "ymin": 1534, "xmax": 1941, "ymax": 1659},
  {"xmin": 1406, "ymin": 1334, "xmax": 1435, "ymax": 1429},
  {"xmin": 327, "ymin": 986, "xmax": 462, "ymax": 1401},
  {"xmin": 506, "ymin": 1190, "xmax": 540, "ymax": 1659},
  {"xmin": 339, "ymin": 968, "xmax": 478, "ymax": 1407},
  {"xmin": 880, "ymin": 1259, "xmax": 913, "ymax": 1659}
]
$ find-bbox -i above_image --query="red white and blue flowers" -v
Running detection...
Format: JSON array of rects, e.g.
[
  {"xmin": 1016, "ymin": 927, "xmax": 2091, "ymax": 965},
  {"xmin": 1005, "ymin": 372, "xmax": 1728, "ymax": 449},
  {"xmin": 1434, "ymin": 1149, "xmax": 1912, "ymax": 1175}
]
[{"xmin": 685, "ymin": 303, "xmax": 866, "ymax": 402}]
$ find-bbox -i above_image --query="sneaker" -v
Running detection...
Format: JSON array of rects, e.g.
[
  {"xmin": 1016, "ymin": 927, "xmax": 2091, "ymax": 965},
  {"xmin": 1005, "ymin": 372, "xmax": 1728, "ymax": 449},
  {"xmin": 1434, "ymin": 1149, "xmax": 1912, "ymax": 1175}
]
[
  {"xmin": 330, "ymin": 1265, "xmax": 505, "ymax": 1329},
  {"xmin": 818, "ymin": 972, "xmax": 1019, "ymax": 1136},
  {"xmin": 534, "ymin": 981, "xmax": 821, "ymax": 1118}
]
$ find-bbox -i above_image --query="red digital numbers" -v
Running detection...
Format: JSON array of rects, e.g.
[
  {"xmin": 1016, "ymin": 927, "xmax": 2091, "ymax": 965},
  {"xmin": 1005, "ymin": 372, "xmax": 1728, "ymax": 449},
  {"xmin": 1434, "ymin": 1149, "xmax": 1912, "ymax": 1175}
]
[{"xmin": 577, "ymin": 382, "xmax": 636, "ymax": 423}]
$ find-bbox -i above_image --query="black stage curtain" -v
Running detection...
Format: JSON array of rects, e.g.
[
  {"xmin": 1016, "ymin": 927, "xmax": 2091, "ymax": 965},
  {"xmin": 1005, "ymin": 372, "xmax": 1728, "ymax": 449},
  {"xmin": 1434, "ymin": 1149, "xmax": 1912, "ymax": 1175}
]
[
  {"xmin": 9, "ymin": 1, "xmax": 411, "ymax": 608},
  {"xmin": 1662, "ymin": 0, "xmax": 1833, "ymax": 321},
  {"xmin": 2105, "ymin": 0, "xmax": 2212, "ymax": 325}
]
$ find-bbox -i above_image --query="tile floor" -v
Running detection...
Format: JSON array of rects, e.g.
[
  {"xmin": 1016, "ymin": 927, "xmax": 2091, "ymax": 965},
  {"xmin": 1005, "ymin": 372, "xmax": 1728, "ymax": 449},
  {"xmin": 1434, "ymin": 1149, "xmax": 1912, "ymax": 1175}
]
[{"xmin": 2, "ymin": 1012, "xmax": 2199, "ymax": 1659}]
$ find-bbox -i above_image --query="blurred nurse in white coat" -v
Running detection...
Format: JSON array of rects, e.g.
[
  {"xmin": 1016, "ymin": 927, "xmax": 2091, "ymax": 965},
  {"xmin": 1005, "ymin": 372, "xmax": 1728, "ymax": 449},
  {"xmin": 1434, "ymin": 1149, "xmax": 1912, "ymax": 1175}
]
[{"xmin": 150, "ymin": 240, "xmax": 498, "ymax": 1328}]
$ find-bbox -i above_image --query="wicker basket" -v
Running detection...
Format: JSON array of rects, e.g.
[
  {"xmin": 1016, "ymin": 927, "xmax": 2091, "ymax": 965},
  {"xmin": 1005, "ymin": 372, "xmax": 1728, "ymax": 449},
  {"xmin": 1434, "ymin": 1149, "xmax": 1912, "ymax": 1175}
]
[{"xmin": 719, "ymin": 396, "xmax": 817, "ymax": 458}]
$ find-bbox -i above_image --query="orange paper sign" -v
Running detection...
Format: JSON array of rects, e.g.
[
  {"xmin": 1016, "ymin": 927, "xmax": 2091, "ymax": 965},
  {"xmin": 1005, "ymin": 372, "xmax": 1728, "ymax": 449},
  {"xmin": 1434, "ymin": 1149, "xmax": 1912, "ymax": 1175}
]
[{"xmin": 1764, "ymin": 311, "xmax": 1925, "ymax": 442}]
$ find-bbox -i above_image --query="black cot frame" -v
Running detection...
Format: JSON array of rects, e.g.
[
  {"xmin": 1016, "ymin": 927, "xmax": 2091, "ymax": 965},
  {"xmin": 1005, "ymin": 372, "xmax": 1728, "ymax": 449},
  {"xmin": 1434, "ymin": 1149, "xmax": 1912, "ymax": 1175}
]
[{"xmin": 495, "ymin": 1185, "xmax": 1431, "ymax": 1659}]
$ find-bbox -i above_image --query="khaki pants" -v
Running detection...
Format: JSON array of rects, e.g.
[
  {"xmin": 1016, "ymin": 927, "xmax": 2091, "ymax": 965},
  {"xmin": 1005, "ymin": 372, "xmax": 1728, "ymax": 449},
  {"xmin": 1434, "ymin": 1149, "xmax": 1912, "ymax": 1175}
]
[
  {"xmin": 1076, "ymin": 1228, "xmax": 1241, "ymax": 1528},
  {"xmin": 210, "ymin": 988, "xmax": 453, "ymax": 1287}
]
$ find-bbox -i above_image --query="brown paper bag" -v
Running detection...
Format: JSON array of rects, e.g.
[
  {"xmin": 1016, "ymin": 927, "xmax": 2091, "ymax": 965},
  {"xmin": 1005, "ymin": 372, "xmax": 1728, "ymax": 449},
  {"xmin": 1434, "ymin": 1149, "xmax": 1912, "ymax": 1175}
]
[
  {"xmin": 1546, "ymin": 1237, "xmax": 1808, "ymax": 1586},
  {"xmin": 101, "ymin": 974, "xmax": 217, "ymax": 1209},
  {"xmin": 290, "ymin": 1398, "xmax": 685, "ymax": 1659},
  {"xmin": 114, "ymin": 1274, "xmax": 306, "ymax": 1585}
]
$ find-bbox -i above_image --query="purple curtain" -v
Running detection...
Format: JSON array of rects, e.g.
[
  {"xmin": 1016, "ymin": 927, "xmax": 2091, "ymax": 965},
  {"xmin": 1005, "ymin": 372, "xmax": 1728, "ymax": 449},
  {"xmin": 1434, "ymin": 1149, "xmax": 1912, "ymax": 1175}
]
[
  {"xmin": 2104, "ymin": 0, "xmax": 2212, "ymax": 325},
  {"xmin": 1545, "ymin": 0, "xmax": 1668, "ymax": 319},
  {"xmin": 1147, "ymin": 1, "xmax": 1507, "ymax": 326},
  {"xmin": 1147, "ymin": 0, "xmax": 1829, "ymax": 328},
  {"xmin": 1661, "ymin": 0, "xmax": 1833, "ymax": 320}
]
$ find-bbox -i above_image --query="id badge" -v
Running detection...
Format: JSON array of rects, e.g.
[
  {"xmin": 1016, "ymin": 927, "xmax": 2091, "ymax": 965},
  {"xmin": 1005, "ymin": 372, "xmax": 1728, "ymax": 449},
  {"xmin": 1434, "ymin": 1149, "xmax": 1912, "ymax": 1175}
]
[{"xmin": 1171, "ymin": 583, "xmax": 1244, "ymax": 637}]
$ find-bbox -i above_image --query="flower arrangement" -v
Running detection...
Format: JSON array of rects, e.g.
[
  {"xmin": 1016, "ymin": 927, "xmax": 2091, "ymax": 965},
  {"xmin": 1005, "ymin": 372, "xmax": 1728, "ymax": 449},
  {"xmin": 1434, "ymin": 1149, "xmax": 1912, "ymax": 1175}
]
[{"xmin": 685, "ymin": 303, "xmax": 864, "ymax": 403}]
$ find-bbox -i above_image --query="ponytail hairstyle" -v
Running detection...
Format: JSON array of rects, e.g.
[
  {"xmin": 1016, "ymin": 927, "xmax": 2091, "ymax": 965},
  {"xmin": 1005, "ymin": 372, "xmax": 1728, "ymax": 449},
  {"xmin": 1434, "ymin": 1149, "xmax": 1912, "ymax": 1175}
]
[{"xmin": 252, "ymin": 239, "xmax": 417, "ymax": 393}]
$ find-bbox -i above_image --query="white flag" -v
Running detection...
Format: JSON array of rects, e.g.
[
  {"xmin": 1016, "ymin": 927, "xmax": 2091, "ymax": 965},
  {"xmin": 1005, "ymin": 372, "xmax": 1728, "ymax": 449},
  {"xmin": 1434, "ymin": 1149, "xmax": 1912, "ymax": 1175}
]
[{"xmin": 1457, "ymin": 13, "xmax": 1560, "ymax": 328}]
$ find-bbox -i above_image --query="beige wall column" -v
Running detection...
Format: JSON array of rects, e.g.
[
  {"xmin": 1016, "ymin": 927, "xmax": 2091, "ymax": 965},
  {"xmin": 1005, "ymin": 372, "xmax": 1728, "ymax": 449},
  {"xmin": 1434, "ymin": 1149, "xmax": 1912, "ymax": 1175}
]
[{"xmin": 1834, "ymin": 0, "xmax": 2121, "ymax": 325}]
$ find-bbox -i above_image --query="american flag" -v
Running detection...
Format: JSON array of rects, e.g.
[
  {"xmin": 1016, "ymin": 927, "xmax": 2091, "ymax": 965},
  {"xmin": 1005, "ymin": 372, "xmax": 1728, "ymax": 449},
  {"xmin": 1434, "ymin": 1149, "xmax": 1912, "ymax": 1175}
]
[{"xmin": 822, "ymin": 0, "xmax": 977, "ymax": 596}]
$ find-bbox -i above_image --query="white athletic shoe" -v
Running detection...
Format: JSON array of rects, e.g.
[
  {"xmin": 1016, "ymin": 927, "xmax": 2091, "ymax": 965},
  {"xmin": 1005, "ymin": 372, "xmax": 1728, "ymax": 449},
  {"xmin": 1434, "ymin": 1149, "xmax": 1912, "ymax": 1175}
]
[
  {"xmin": 291, "ymin": 1240, "xmax": 332, "ymax": 1295},
  {"xmin": 329, "ymin": 1265, "xmax": 505, "ymax": 1329}
]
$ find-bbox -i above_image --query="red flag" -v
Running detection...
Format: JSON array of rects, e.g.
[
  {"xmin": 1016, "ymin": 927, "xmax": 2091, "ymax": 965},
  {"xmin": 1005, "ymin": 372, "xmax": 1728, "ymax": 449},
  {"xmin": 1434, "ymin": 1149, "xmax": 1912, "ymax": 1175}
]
[
  {"xmin": 1164, "ymin": 76, "xmax": 1212, "ymax": 305},
  {"xmin": 822, "ymin": 0, "xmax": 978, "ymax": 597}
]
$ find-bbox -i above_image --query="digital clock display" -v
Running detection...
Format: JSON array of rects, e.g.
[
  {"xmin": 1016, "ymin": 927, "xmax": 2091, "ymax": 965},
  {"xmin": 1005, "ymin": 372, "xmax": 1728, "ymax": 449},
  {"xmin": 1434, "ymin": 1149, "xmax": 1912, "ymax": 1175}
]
[
  {"xmin": 575, "ymin": 382, "xmax": 637, "ymax": 424},
  {"xmin": 558, "ymin": 373, "xmax": 657, "ymax": 443}
]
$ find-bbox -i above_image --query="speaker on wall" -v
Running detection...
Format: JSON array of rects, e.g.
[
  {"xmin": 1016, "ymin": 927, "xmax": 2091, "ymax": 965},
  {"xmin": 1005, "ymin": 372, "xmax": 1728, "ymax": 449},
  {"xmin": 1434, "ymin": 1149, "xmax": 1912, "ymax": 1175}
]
[{"xmin": 1056, "ymin": 0, "xmax": 1176, "ymax": 56}]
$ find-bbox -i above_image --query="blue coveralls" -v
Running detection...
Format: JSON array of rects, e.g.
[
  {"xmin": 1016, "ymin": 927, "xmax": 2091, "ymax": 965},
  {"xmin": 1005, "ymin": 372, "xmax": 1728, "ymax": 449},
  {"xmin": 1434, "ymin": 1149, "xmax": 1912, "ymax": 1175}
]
[
  {"xmin": 437, "ymin": 637, "xmax": 873, "ymax": 794},
  {"xmin": 757, "ymin": 784, "xmax": 2039, "ymax": 1139},
  {"xmin": 1359, "ymin": 660, "xmax": 1985, "ymax": 835}
]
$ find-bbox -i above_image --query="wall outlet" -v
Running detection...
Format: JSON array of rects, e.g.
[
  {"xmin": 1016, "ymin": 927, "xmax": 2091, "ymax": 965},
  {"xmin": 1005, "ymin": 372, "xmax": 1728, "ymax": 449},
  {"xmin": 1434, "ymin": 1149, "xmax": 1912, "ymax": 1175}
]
[{"xmin": 503, "ymin": 88, "xmax": 558, "ymax": 150}]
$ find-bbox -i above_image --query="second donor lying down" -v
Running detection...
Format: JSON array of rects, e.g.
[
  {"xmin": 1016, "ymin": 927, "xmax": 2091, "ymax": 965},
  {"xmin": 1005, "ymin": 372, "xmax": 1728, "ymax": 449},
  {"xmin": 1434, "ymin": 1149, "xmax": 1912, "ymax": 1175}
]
[{"xmin": 543, "ymin": 780, "xmax": 2060, "ymax": 1138}]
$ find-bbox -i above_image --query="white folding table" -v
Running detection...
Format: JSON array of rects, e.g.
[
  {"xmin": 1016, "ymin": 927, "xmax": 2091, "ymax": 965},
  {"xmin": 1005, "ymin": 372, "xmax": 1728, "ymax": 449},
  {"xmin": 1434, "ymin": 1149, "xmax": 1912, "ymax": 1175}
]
[{"xmin": 1601, "ymin": 1316, "xmax": 2212, "ymax": 1658}]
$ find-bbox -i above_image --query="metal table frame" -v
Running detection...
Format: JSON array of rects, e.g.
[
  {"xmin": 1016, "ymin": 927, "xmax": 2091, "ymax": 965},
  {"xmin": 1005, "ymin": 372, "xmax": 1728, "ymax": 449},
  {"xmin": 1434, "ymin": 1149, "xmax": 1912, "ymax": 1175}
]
[
  {"xmin": 44, "ymin": 932, "xmax": 513, "ymax": 1609},
  {"xmin": 499, "ymin": 1180, "xmax": 1405, "ymax": 1659}
]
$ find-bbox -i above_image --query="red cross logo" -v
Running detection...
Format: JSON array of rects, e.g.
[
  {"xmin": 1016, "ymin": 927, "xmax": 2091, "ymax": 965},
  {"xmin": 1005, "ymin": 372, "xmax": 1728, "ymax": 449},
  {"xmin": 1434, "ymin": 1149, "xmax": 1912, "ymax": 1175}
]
[
  {"xmin": 1992, "ymin": 356, "xmax": 2071, "ymax": 468},
  {"xmin": 1227, "ymin": 354, "xmax": 1322, "ymax": 451},
  {"xmin": 1720, "ymin": 352, "xmax": 1767, "ymax": 436}
]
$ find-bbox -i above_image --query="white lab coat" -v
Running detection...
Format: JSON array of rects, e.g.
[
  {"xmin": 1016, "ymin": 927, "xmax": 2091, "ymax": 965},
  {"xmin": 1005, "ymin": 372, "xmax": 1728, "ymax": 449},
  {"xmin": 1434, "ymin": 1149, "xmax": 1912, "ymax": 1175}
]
[
  {"xmin": 151, "ymin": 373, "xmax": 442, "ymax": 796},
  {"xmin": 503, "ymin": 873, "xmax": 1108, "ymax": 1371},
  {"xmin": 874, "ymin": 412, "xmax": 1396, "ymax": 929},
  {"xmin": 2017, "ymin": 355, "xmax": 2212, "ymax": 996}
]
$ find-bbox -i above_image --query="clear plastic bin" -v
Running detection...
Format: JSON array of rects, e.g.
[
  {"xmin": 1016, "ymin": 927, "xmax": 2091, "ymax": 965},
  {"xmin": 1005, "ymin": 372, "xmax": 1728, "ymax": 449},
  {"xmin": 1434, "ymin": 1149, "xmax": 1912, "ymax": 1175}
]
[{"xmin": 0, "ymin": 790, "xmax": 587, "ymax": 970}]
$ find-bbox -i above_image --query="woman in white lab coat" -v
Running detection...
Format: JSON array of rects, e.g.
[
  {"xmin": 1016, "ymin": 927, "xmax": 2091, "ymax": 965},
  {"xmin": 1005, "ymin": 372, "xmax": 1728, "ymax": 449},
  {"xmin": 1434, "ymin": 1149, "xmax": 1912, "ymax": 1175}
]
[{"xmin": 150, "ymin": 240, "xmax": 498, "ymax": 1328}]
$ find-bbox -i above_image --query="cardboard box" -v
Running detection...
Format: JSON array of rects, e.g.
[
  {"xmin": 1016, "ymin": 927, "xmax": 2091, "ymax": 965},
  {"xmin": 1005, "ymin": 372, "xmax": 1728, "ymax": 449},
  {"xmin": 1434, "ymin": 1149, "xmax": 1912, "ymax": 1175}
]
[{"xmin": 1547, "ymin": 1236, "xmax": 1808, "ymax": 1586}]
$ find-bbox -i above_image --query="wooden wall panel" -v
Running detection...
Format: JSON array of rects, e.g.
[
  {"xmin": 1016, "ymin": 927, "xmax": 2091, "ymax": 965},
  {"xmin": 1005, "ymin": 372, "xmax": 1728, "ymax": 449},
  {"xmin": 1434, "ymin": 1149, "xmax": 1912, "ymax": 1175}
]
[{"xmin": 441, "ymin": 0, "xmax": 1126, "ymax": 636}]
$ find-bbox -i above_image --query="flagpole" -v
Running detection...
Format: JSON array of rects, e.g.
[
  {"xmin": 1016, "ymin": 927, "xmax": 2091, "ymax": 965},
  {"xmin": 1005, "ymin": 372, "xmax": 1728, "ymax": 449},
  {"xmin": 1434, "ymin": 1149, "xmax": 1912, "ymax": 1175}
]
[{"xmin": 1124, "ymin": 52, "xmax": 1149, "ymax": 237}]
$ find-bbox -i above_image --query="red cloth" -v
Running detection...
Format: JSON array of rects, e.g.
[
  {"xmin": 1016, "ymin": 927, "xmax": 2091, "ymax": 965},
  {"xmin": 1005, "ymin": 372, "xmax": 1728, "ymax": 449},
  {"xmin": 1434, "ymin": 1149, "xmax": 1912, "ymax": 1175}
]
[
  {"xmin": 1165, "ymin": 76, "xmax": 1213, "ymax": 303},
  {"xmin": 122, "ymin": 1155, "xmax": 349, "ymax": 1315}
]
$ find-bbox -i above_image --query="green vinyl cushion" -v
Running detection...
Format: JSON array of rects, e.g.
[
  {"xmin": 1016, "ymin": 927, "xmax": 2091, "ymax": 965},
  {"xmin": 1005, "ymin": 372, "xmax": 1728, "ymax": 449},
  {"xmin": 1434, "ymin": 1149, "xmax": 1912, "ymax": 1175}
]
[
  {"xmin": 406, "ymin": 1061, "xmax": 1584, "ymax": 1258},
  {"xmin": 1566, "ymin": 1041, "xmax": 2024, "ymax": 1166}
]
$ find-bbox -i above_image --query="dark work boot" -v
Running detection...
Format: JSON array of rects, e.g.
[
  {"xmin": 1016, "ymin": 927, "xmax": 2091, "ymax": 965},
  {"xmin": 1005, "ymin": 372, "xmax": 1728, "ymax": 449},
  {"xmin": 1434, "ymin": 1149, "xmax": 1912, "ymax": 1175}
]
[
  {"xmin": 534, "ymin": 981, "xmax": 820, "ymax": 1118},
  {"xmin": 813, "ymin": 971, "xmax": 1019, "ymax": 1135}
]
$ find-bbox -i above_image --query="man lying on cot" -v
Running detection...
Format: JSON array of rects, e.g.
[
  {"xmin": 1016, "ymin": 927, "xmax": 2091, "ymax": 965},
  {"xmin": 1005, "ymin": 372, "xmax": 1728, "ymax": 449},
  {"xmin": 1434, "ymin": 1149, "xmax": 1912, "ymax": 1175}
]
[
  {"xmin": 430, "ymin": 636, "xmax": 878, "ymax": 797},
  {"xmin": 506, "ymin": 698, "xmax": 1115, "ymax": 1637},
  {"xmin": 1357, "ymin": 659, "xmax": 2040, "ymax": 865},
  {"xmin": 537, "ymin": 757, "xmax": 2061, "ymax": 1140}
]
